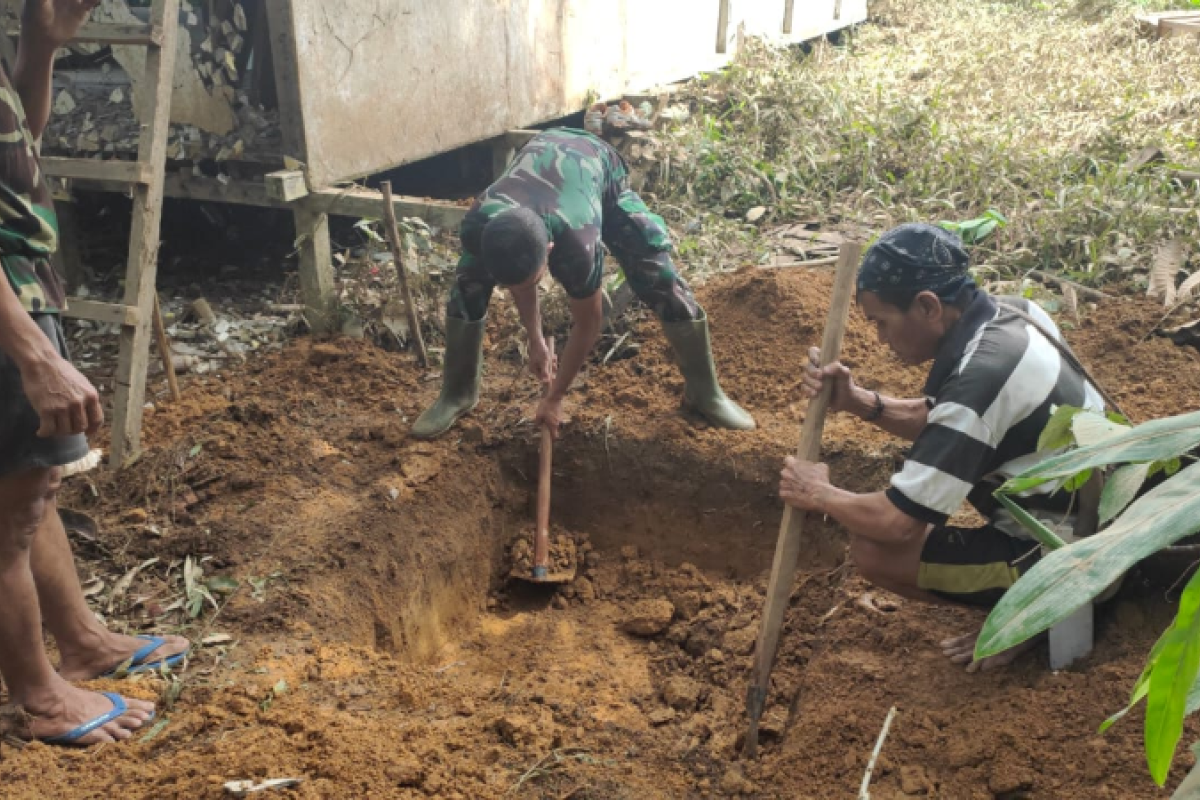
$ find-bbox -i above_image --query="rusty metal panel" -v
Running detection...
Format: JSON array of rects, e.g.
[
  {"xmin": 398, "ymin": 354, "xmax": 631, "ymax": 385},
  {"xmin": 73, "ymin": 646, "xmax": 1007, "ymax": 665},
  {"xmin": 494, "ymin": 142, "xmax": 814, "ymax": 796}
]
[{"xmin": 286, "ymin": 0, "xmax": 867, "ymax": 188}]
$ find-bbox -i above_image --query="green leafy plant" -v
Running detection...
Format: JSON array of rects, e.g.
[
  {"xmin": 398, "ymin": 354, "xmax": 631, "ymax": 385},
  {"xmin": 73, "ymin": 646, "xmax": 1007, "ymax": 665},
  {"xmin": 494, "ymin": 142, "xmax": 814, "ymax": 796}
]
[
  {"xmin": 939, "ymin": 209, "xmax": 1009, "ymax": 245},
  {"xmin": 977, "ymin": 408, "xmax": 1200, "ymax": 790}
]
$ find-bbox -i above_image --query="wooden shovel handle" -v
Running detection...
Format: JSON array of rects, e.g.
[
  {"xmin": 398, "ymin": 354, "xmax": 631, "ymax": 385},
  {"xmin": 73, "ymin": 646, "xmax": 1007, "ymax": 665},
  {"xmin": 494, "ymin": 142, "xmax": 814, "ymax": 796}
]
[{"xmin": 534, "ymin": 425, "xmax": 553, "ymax": 568}]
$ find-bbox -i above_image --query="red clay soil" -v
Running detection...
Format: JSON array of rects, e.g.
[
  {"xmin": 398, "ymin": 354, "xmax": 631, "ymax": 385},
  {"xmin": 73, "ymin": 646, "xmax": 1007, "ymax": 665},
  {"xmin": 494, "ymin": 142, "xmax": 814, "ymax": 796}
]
[{"xmin": 2, "ymin": 267, "xmax": 1198, "ymax": 799}]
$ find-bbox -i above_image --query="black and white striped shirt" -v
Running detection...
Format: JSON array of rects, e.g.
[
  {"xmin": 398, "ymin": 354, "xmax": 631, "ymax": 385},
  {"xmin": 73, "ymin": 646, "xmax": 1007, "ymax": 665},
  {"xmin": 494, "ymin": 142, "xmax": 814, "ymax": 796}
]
[{"xmin": 886, "ymin": 292, "xmax": 1105, "ymax": 533}]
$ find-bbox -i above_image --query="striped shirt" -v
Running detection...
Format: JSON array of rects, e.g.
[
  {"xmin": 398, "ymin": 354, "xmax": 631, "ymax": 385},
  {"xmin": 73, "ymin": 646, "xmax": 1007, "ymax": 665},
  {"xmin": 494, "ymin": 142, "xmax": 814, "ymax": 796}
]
[{"xmin": 886, "ymin": 292, "xmax": 1105, "ymax": 537}]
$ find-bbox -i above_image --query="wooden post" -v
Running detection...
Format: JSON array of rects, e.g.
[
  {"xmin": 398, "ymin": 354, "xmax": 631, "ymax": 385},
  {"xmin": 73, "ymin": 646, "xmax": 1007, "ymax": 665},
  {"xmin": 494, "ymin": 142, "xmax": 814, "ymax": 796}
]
[
  {"xmin": 743, "ymin": 241, "xmax": 862, "ymax": 758},
  {"xmin": 379, "ymin": 181, "xmax": 429, "ymax": 366},
  {"xmin": 109, "ymin": 0, "xmax": 181, "ymax": 466},
  {"xmin": 293, "ymin": 206, "xmax": 336, "ymax": 333},
  {"xmin": 265, "ymin": 0, "xmax": 336, "ymax": 333},
  {"xmin": 716, "ymin": 0, "xmax": 731, "ymax": 53},
  {"xmin": 783, "ymin": 0, "xmax": 795, "ymax": 34},
  {"xmin": 151, "ymin": 293, "xmax": 181, "ymax": 403}
]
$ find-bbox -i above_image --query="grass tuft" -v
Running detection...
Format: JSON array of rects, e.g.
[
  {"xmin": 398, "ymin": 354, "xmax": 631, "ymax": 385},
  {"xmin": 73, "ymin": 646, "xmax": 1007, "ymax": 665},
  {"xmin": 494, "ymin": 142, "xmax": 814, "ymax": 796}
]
[{"xmin": 652, "ymin": 0, "xmax": 1200, "ymax": 285}]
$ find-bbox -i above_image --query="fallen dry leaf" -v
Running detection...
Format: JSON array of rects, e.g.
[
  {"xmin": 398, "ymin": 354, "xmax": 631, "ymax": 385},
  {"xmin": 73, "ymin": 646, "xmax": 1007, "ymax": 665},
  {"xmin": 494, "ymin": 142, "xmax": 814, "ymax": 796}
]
[
  {"xmin": 1177, "ymin": 270, "xmax": 1200, "ymax": 304},
  {"xmin": 1148, "ymin": 240, "xmax": 1183, "ymax": 307}
]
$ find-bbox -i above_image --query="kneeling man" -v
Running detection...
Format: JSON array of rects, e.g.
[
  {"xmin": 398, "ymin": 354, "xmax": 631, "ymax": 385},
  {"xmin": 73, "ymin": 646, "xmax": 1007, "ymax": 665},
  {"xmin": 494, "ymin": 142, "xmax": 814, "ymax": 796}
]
[{"xmin": 779, "ymin": 223, "xmax": 1104, "ymax": 669}]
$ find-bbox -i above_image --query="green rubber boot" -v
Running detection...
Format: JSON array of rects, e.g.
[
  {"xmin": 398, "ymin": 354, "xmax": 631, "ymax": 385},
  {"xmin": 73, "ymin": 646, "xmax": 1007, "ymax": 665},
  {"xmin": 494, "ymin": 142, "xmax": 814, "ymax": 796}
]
[
  {"xmin": 661, "ymin": 310, "xmax": 756, "ymax": 431},
  {"xmin": 411, "ymin": 316, "xmax": 486, "ymax": 439}
]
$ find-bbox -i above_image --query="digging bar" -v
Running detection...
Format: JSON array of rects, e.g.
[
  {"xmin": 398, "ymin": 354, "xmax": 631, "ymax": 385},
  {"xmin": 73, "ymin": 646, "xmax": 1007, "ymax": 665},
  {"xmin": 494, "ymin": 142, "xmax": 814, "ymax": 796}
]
[{"xmin": 744, "ymin": 241, "xmax": 862, "ymax": 758}]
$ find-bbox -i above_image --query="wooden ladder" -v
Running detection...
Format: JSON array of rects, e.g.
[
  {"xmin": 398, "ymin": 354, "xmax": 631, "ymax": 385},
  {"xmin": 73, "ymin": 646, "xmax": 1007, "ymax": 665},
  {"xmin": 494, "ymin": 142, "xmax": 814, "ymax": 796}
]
[{"xmin": 8, "ymin": 0, "xmax": 181, "ymax": 466}]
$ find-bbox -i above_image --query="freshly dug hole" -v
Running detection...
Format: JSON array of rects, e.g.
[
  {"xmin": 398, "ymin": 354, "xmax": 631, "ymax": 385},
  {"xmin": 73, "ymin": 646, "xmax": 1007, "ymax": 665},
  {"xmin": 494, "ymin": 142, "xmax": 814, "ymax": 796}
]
[{"xmin": 497, "ymin": 433, "xmax": 866, "ymax": 580}]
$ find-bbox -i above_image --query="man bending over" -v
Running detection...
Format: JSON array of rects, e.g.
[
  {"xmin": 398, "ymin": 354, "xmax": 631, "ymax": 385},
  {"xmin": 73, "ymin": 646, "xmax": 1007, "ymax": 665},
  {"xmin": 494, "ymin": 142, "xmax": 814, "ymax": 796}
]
[{"xmin": 412, "ymin": 127, "xmax": 754, "ymax": 438}]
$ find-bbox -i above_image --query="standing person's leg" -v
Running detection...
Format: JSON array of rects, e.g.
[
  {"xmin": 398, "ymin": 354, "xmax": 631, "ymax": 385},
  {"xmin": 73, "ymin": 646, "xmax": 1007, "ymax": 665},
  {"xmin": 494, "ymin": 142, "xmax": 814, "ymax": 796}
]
[
  {"xmin": 0, "ymin": 468, "xmax": 155, "ymax": 744},
  {"xmin": 602, "ymin": 190, "xmax": 754, "ymax": 430},
  {"xmin": 8, "ymin": 315, "xmax": 188, "ymax": 680},
  {"xmin": 411, "ymin": 253, "xmax": 495, "ymax": 438},
  {"xmin": 33, "ymin": 473, "xmax": 188, "ymax": 679}
]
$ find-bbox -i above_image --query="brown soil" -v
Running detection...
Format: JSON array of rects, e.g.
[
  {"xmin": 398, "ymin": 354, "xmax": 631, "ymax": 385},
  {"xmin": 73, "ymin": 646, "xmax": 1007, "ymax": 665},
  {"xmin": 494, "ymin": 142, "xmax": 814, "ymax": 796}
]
[
  {"xmin": 3, "ymin": 268, "xmax": 1199, "ymax": 799},
  {"xmin": 508, "ymin": 528, "xmax": 582, "ymax": 584}
]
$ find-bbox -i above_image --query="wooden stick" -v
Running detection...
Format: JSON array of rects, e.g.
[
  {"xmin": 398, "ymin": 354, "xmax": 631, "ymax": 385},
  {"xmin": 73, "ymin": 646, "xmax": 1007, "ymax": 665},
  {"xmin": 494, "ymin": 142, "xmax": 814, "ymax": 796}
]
[
  {"xmin": 743, "ymin": 241, "xmax": 862, "ymax": 758},
  {"xmin": 760, "ymin": 255, "xmax": 839, "ymax": 269},
  {"xmin": 1027, "ymin": 270, "xmax": 1111, "ymax": 303},
  {"xmin": 533, "ymin": 425, "xmax": 553, "ymax": 573},
  {"xmin": 379, "ymin": 181, "xmax": 429, "ymax": 366},
  {"xmin": 716, "ymin": 0, "xmax": 731, "ymax": 53},
  {"xmin": 151, "ymin": 293, "xmax": 181, "ymax": 402},
  {"xmin": 533, "ymin": 338, "xmax": 556, "ymax": 577},
  {"xmin": 858, "ymin": 706, "xmax": 898, "ymax": 800}
]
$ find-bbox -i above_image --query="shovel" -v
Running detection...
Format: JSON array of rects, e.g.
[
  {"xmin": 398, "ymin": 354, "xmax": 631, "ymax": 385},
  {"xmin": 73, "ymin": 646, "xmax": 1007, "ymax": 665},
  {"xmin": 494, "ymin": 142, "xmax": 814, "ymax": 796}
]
[
  {"xmin": 520, "ymin": 345, "xmax": 576, "ymax": 584},
  {"xmin": 521, "ymin": 421, "xmax": 577, "ymax": 584}
]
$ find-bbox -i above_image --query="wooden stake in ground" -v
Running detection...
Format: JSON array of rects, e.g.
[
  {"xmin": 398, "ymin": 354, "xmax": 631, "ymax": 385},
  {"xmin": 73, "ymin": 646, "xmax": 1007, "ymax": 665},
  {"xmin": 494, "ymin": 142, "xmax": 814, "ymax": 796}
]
[
  {"xmin": 743, "ymin": 241, "xmax": 863, "ymax": 758},
  {"xmin": 151, "ymin": 293, "xmax": 181, "ymax": 402},
  {"xmin": 380, "ymin": 181, "xmax": 429, "ymax": 366}
]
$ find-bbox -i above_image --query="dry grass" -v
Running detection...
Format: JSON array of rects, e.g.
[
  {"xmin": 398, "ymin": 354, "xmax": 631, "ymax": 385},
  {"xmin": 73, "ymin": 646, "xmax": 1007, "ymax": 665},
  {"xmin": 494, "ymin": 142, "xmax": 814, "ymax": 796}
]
[{"xmin": 655, "ymin": 0, "xmax": 1200, "ymax": 287}]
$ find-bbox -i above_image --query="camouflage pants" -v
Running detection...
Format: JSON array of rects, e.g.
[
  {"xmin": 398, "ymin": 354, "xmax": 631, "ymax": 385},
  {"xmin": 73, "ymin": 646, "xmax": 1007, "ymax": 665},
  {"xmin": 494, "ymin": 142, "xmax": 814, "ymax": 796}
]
[
  {"xmin": 602, "ymin": 190, "xmax": 700, "ymax": 323},
  {"xmin": 446, "ymin": 190, "xmax": 700, "ymax": 323}
]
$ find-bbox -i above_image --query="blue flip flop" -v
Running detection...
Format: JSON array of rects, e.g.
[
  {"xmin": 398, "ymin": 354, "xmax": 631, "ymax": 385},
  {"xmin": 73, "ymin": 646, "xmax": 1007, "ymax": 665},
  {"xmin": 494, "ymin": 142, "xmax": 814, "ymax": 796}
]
[
  {"xmin": 42, "ymin": 692, "xmax": 153, "ymax": 746},
  {"xmin": 101, "ymin": 635, "xmax": 189, "ymax": 678}
]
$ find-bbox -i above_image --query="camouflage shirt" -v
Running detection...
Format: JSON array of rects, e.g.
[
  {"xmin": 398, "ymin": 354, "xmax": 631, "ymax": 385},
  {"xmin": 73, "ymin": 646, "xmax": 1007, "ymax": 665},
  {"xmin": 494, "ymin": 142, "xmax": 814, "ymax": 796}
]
[
  {"xmin": 0, "ymin": 63, "xmax": 62, "ymax": 314},
  {"xmin": 459, "ymin": 127, "xmax": 628, "ymax": 298}
]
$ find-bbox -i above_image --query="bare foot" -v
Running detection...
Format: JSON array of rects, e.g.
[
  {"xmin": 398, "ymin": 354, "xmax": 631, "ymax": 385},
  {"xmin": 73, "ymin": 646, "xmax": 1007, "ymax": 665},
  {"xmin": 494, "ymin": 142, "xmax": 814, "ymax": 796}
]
[
  {"xmin": 15, "ymin": 679, "xmax": 155, "ymax": 745},
  {"xmin": 941, "ymin": 629, "xmax": 1040, "ymax": 673},
  {"xmin": 58, "ymin": 632, "xmax": 190, "ymax": 681}
]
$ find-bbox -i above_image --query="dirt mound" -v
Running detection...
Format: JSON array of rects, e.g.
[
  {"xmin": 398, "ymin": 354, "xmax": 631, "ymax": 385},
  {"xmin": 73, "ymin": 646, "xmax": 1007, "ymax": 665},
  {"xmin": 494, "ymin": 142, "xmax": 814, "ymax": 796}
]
[{"xmin": 1074, "ymin": 297, "xmax": 1200, "ymax": 422}]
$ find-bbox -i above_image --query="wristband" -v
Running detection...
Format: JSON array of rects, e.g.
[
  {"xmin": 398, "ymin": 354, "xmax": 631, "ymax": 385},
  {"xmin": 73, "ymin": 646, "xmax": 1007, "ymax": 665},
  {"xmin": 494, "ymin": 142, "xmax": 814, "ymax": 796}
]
[{"xmin": 863, "ymin": 391, "xmax": 885, "ymax": 422}]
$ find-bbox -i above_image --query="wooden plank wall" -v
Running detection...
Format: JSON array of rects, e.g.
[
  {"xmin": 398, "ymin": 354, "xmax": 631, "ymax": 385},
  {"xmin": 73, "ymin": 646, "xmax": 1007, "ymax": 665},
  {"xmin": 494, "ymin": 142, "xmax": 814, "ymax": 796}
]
[{"xmin": 283, "ymin": 0, "xmax": 867, "ymax": 188}]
